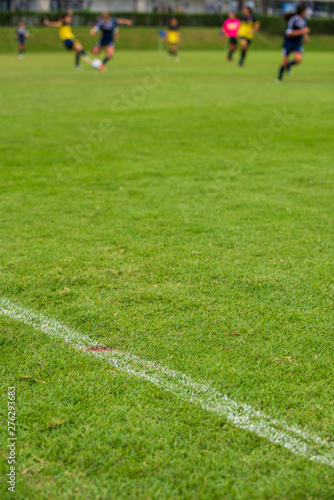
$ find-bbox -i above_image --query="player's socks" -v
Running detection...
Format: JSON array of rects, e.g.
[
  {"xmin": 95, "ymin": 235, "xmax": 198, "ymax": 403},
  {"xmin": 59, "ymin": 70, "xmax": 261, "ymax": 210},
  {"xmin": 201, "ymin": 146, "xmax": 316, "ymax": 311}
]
[
  {"xmin": 277, "ymin": 65, "xmax": 285, "ymax": 81},
  {"xmin": 227, "ymin": 49, "xmax": 233, "ymax": 61},
  {"xmin": 102, "ymin": 56, "xmax": 111, "ymax": 65},
  {"xmin": 239, "ymin": 49, "xmax": 246, "ymax": 66},
  {"xmin": 80, "ymin": 49, "xmax": 91, "ymax": 64},
  {"xmin": 286, "ymin": 60, "xmax": 296, "ymax": 75},
  {"xmin": 75, "ymin": 53, "xmax": 80, "ymax": 68}
]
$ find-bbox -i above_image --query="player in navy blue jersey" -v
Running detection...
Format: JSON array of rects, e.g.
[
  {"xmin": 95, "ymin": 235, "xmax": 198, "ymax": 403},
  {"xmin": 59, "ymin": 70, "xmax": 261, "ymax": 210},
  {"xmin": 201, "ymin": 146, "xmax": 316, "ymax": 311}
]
[
  {"xmin": 276, "ymin": 3, "xmax": 310, "ymax": 82},
  {"xmin": 17, "ymin": 22, "xmax": 29, "ymax": 58},
  {"xmin": 90, "ymin": 12, "xmax": 133, "ymax": 71}
]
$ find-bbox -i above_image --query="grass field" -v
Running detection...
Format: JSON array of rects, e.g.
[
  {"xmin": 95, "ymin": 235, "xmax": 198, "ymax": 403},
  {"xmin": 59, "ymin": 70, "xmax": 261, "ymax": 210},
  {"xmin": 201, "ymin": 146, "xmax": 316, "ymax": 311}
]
[{"xmin": 1, "ymin": 49, "xmax": 334, "ymax": 499}]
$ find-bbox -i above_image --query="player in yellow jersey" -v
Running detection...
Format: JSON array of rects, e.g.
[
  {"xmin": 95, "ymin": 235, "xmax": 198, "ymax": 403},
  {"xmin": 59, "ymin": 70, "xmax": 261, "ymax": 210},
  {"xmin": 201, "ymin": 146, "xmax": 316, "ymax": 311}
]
[
  {"xmin": 165, "ymin": 18, "xmax": 181, "ymax": 61},
  {"xmin": 238, "ymin": 7, "xmax": 260, "ymax": 66},
  {"xmin": 44, "ymin": 12, "xmax": 90, "ymax": 69}
]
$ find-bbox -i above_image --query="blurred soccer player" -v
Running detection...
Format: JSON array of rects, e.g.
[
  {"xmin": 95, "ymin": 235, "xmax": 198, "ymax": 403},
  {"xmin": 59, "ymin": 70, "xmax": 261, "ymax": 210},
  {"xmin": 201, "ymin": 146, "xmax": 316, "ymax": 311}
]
[
  {"xmin": 17, "ymin": 22, "xmax": 28, "ymax": 58},
  {"xmin": 165, "ymin": 18, "xmax": 181, "ymax": 61},
  {"xmin": 238, "ymin": 7, "xmax": 260, "ymax": 67},
  {"xmin": 90, "ymin": 12, "xmax": 133, "ymax": 71},
  {"xmin": 276, "ymin": 3, "xmax": 310, "ymax": 82},
  {"xmin": 222, "ymin": 12, "xmax": 240, "ymax": 62},
  {"xmin": 43, "ymin": 13, "xmax": 90, "ymax": 69}
]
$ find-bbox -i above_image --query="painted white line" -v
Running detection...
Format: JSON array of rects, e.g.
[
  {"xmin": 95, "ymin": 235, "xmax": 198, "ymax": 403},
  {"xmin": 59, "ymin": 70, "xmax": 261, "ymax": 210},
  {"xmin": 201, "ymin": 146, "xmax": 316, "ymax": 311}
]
[{"xmin": 1, "ymin": 297, "xmax": 333, "ymax": 467}]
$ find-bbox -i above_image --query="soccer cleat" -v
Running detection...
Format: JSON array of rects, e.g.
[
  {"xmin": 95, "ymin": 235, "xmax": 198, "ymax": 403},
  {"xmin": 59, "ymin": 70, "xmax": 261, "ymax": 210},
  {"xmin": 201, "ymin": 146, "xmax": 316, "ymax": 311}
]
[
  {"xmin": 82, "ymin": 55, "xmax": 91, "ymax": 64},
  {"xmin": 74, "ymin": 65, "xmax": 82, "ymax": 70},
  {"xmin": 275, "ymin": 78, "xmax": 282, "ymax": 83},
  {"xmin": 287, "ymin": 68, "xmax": 293, "ymax": 76},
  {"xmin": 99, "ymin": 64, "xmax": 106, "ymax": 71}
]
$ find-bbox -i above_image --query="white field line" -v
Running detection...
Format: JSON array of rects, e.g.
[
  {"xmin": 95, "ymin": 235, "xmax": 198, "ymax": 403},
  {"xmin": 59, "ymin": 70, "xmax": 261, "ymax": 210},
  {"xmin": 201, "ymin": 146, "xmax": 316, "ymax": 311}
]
[{"xmin": 1, "ymin": 297, "xmax": 334, "ymax": 467}]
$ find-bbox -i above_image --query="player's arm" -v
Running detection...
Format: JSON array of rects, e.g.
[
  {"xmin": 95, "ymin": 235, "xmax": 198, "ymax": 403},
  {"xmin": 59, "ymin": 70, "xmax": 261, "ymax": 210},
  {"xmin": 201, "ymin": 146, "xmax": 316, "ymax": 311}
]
[
  {"xmin": 43, "ymin": 19, "xmax": 60, "ymax": 27},
  {"xmin": 286, "ymin": 19, "xmax": 310, "ymax": 38},
  {"xmin": 116, "ymin": 18, "xmax": 133, "ymax": 26},
  {"xmin": 89, "ymin": 23, "xmax": 100, "ymax": 36},
  {"xmin": 221, "ymin": 21, "xmax": 227, "ymax": 39},
  {"xmin": 286, "ymin": 26, "xmax": 310, "ymax": 37},
  {"xmin": 303, "ymin": 33, "xmax": 310, "ymax": 43},
  {"xmin": 252, "ymin": 21, "xmax": 260, "ymax": 34}
]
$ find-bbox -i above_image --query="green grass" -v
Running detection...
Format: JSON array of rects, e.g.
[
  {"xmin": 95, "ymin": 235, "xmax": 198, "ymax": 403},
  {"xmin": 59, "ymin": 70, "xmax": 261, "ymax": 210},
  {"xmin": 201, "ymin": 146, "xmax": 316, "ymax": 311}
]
[
  {"xmin": 1, "ymin": 50, "xmax": 334, "ymax": 499},
  {"xmin": 0, "ymin": 26, "xmax": 334, "ymax": 52}
]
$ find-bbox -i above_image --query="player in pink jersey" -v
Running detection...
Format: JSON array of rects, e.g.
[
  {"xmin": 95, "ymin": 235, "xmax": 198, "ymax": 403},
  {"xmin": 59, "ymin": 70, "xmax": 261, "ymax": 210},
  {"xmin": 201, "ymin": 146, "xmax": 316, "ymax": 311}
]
[{"xmin": 222, "ymin": 12, "xmax": 241, "ymax": 61}]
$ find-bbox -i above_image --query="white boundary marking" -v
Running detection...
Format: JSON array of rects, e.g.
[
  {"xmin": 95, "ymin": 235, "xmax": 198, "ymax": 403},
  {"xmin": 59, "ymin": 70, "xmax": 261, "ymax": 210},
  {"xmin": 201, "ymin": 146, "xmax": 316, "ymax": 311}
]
[{"xmin": 1, "ymin": 297, "xmax": 333, "ymax": 467}]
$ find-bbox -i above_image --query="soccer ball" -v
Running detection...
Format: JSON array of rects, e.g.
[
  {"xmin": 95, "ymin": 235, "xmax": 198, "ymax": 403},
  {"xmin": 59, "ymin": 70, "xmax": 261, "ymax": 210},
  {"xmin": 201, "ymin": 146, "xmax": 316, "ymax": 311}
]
[{"xmin": 92, "ymin": 59, "xmax": 102, "ymax": 70}]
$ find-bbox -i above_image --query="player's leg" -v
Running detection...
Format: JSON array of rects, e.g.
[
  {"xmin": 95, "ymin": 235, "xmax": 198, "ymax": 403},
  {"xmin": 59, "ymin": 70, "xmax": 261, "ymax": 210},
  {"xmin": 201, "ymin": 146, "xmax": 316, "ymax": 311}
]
[
  {"xmin": 286, "ymin": 50, "xmax": 303, "ymax": 74},
  {"xmin": 227, "ymin": 39, "xmax": 237, "ymax": 61},
  {"xmin": 18, "ymin": 42, "xmax": 25, "ymax": 57},
  {"xmin": 238, "ymin": 38, "xmax": 249, "ymax": 66},
  {"xmin": 100, "ymin": 44, "xmax": 115, "ymax": 70},
  {"xmin": 277, "ymin": 51, "xmax": 290, "ymax": 81},
  {"xmin": 63, "ymin": 39, "xmax": 77, "ymax": 67},
  {"xmin": 173, "ymin": 43, "xmax": 180, "ymax": 60},
  {"xmin": 92, "ymin": 44, "xmax": 102, "ymax": 55},
  {"xmin": 74, "ymin": 40, "xmax": 90, "ymax": 67},
  {"xmin": 172, "ymin": 43, "xmax": 180, "ymax": 60},
  {"xmin": 168, "ymin": 43, "xmax": 177, "ymax": 57}
]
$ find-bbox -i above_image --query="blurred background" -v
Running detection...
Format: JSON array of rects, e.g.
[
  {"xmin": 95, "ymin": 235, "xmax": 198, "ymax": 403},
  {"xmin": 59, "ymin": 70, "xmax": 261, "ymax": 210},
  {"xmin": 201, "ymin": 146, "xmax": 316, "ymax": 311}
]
[{"xmin": 1, "ymin": 0, "xmax": 334, "ymax": 18}]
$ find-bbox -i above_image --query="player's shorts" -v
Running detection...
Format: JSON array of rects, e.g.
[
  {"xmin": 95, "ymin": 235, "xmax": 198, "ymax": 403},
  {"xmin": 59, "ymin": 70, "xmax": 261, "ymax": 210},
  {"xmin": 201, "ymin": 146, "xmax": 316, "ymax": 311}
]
[
  {"xmin": 229, "ymin": 37, "xmax": 237, "ymax": 45},
  {"xmin": 282, "ymin": 43, "xmax": 303, "ymax": 56},
  {"xmin": 18, "ymin": 36, "xmax": 25, "ymax": 45},
  {"xmin": 97, "ymin": 38, "xmax": 115, "ymax": 47},
  {"xmin": 63, "ymin": 38, "xmax": 75, "ymax": 50},
  {"xmin": 239, "ymin": 37, "xmax": 252, "ymax": 46}
]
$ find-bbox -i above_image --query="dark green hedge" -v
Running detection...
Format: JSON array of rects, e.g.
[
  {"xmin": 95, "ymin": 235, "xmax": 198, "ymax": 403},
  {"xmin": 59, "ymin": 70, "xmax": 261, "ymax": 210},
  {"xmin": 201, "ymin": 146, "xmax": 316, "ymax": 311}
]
[{"xmin": 0, "ymin": 11, "xmax": 333, "ymax": 34}]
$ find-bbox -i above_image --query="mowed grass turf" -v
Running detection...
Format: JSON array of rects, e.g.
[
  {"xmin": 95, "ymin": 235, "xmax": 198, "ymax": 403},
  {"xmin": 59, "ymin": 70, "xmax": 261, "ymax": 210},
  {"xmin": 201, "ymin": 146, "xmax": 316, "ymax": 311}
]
[{"xmin": 0, "ymin": 50, "xmax": 334, "ymax": 499}]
